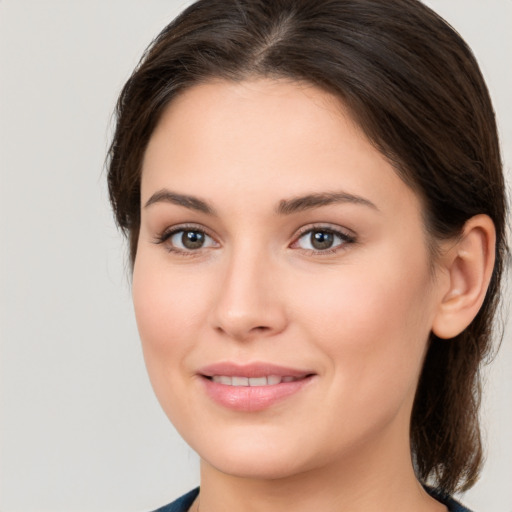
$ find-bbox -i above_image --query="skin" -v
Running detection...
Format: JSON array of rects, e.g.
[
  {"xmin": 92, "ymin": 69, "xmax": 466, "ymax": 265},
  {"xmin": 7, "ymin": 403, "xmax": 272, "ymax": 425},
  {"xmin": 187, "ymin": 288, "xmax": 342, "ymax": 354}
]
[{"xmin": 133, "ymin": 79, "xmax": 454, "ymax": 512}]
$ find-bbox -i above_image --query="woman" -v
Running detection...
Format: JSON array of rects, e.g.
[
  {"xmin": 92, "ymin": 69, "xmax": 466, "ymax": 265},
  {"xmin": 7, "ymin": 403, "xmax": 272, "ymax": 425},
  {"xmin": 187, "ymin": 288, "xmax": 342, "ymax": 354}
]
[{"xmin": 107, "ymin": 0, "xmax": 508, "ymax": 511}]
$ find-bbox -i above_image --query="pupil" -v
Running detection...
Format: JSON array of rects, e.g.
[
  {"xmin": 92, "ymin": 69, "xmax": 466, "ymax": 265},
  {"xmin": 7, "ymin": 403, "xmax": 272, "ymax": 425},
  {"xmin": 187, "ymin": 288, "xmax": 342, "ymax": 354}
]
[
  {"xmin": 182, "ymin": 231, "xmax": 205, "ymax": 249},
  {"xmin": 312, "ymin": 231, "xmax": 333, "ymax": 250}
]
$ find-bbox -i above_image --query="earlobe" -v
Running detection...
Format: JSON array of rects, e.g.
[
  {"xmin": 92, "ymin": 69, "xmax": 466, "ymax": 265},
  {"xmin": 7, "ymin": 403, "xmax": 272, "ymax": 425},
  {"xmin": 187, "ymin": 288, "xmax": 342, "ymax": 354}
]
[{"xmin": 432, "ymin": 214, "xmax": 496, "ymax": 340}]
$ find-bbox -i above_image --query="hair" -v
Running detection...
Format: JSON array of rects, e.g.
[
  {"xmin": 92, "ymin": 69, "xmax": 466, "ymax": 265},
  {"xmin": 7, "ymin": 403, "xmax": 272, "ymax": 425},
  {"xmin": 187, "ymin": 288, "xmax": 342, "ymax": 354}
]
[{"xmin": 107, "ymin": 0, "xmax": 508, "ymax": 495}]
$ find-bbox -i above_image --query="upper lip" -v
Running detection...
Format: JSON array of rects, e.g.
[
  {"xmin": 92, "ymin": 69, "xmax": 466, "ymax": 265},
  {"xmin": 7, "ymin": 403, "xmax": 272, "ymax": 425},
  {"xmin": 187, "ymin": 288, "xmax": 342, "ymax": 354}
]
[{"xmin": 198, "ymin": 362, "xmax": 314, "ymax": 379}]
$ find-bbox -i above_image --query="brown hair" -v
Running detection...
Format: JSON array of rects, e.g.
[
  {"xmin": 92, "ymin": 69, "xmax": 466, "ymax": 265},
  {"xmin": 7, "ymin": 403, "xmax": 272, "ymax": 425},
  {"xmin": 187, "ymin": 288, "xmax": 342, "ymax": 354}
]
[{"xmin": 107, "ymin": 0, "xmax": 507, "ymax": 495}]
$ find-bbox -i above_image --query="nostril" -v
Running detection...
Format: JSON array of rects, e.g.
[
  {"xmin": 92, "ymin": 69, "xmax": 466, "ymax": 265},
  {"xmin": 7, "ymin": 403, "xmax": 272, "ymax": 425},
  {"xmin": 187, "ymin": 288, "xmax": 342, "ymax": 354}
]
[{"xmin": 210, "ymin": 294, "xmax": 288, "ymax": 339}]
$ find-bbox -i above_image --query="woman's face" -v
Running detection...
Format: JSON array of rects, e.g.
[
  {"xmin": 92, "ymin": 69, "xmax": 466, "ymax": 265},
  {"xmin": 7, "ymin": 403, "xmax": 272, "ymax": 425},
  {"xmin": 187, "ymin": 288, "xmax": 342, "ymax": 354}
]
[{"xmin": 133, "ymin": 79, "xmax": 446, "ymax": 479}]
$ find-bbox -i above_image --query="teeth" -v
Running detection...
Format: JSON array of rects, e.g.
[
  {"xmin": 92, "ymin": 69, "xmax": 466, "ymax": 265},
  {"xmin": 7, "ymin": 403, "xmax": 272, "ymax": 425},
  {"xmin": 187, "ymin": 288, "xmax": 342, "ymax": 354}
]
[
  {"xmin": 249, "ymin": 377, "xmax": 267, "ymax": 386},
  {"xmin": 267, "ymin": 375, "xmax": 282, "ymax": 385},
  {"xmin": 210, "ymin": 375, "xmax": 300, "ymax": 386},
  {"xmin": 218, "ymin": 376, "xmax": 231, "ymax": 385},
  {"xmin": 232, "ymin": 376, "xmax": 249, "ymax": 386}
]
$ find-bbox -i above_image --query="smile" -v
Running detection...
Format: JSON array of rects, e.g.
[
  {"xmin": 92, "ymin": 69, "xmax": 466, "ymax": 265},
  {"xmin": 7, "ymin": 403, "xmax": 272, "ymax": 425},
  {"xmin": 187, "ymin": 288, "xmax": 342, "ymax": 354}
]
[
  {"xmin": 198, "ymin": 363, "xmax": 315, "ymax": 411},
  {"xmin": 209, "ymin": 375, "xmax": 301, "ymax": 386}
]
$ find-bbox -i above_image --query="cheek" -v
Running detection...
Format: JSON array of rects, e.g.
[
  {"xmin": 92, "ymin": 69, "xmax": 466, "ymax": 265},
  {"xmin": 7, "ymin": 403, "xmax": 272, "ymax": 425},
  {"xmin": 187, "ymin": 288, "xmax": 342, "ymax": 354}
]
[
  {"xmin": 131, "ymin": 258, "xmax": 219, "ymax": 434},
  {"xmin": 288, "ymin": 251, "xmax": 435, "ymax": 406},
  {"xmin": 293, "ymin": 259, "xmax": 433, "ymax": 343},
  {"xmin": 133, "ymin": 253, "xmax": 211, "ymax": 340},
  {"xmin": 131, "ymin": 257, "xmax": 205, "ymax": 392}
]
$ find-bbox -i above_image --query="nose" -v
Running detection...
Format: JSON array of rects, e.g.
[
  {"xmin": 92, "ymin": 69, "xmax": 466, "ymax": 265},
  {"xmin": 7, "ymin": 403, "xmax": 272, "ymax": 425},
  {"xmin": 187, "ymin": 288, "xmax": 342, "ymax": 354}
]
[{"xmin": 209, "ymin": 246, "xmax": 288, "ymax": 341}]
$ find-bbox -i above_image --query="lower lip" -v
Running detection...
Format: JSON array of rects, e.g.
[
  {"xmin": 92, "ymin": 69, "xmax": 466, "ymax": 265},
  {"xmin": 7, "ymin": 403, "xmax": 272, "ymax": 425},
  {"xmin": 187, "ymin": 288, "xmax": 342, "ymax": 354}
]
[{"xmin": 201, "ymin": 376, "xmax": 314, "ymax": 412}]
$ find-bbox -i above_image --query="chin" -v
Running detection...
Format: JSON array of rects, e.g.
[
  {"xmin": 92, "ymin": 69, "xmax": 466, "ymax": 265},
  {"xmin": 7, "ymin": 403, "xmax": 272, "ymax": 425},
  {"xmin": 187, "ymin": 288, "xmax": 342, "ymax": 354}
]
[
  {"xmin": 189, "ymin": 431, "xmax": 316, "ymax": 480},
  {"xmin": 203, "ymin": 451, "xmax": 308, "ymax": 480}
]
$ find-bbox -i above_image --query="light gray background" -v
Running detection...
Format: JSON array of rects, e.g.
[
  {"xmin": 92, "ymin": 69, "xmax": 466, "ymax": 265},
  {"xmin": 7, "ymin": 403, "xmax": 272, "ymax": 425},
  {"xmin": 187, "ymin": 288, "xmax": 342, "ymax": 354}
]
[{"xmin": 0, "ymin": 1, "xmax": 510, "ymax": 511}]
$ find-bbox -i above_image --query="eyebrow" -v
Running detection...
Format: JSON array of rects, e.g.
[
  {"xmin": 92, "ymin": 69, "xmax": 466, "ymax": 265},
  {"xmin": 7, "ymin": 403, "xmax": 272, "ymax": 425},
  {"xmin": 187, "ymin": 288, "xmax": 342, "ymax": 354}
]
[
  {"xmin": 144, "ymin": 189, "xmax": 216, "ymax": 215},
  {"xmin": 277, "ymin": 191, "xmax": 379, "ymax": 215},
  {"xmin": 143, "ymin": 188, "xmax": 378, "ymax": 216}
]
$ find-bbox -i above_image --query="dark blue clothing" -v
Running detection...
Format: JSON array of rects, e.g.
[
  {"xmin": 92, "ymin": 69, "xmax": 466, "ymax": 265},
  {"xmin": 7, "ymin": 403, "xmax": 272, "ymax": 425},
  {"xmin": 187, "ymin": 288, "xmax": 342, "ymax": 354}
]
[
  {"xmin": 151, "ymin": 486, "xmax": 474, "ymax": 512},
  {"xmin": 151, "ymin": 488, "xmax": 199, "ymax": 512},
  {"xmin": 427, "ymin": 487, "xmax": 475, "ymax": 512}
]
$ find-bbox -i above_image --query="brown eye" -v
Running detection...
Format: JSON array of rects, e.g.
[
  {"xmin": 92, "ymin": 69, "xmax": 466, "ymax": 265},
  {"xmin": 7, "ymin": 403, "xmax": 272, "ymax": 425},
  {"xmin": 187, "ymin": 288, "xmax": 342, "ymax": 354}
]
[
  {"xmin": 181, "ymin": 230, "xmax": 205, "ymax": 249},
  {"xmin": 295, "ymin": 228, "xmax": 353, "ymax": 252},
  {"xmin": 167, "ymin": 229, "xmax": 217, "ymax": 251},
  {"xmin": 310, "ymin": 231, "xmax": 334, "ymax": 250}
]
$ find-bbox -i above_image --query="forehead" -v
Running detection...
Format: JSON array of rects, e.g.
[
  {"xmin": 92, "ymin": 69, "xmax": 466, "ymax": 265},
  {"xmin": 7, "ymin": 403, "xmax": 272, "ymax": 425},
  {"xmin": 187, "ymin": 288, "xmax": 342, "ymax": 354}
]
[{"xmin": 141, "ymin": 78, "xmax": 420, "ymax": 218}]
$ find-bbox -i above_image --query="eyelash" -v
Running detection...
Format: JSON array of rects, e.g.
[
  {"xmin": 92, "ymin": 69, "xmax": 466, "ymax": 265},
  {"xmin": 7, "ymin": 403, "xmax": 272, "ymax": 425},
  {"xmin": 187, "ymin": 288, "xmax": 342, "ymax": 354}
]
[
  {"xmin": 153, "ymin": 224, "xmax": 356, "ymax": 256},
  {"xmin": 153, "ymin": 224, "xmax": 219, "ymax": 256},
  {"xmin": 291, "ymin": 225, "xmax": 356, "ymax": 255}
]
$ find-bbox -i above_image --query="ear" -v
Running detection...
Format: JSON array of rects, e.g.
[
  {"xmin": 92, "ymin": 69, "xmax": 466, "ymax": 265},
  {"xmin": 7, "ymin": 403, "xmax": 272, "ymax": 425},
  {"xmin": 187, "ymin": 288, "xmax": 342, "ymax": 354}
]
[{"xmin": 432, "ymin": 214, "xmax": 496, "ymax": 339}]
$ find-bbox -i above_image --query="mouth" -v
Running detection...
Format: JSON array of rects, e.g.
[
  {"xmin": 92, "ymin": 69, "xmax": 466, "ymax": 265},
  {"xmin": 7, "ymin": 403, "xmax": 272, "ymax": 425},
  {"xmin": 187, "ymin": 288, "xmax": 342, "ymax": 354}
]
[
  {"xmin": 197, "ymin": 363, "xmax": 316, "ymax": 411},
  {"xmin": 207, "ymin": 375, "xmax": 305, "ymax": 386}
]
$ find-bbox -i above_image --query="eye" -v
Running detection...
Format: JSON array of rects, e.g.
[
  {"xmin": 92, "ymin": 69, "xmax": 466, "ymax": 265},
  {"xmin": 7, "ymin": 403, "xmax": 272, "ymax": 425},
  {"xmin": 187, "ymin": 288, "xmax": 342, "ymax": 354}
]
[
  {"xmin": 156, "ymin": 227, "xmax": 218, "ymax": 253},
  {"xmin": 293, "ymin": 228, "xmax": 354, "ymax": 252}
]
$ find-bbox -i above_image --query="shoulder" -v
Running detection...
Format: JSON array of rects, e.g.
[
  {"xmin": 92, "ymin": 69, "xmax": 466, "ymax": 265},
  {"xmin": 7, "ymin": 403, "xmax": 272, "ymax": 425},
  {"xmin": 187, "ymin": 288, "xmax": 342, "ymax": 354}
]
[
  {"xmin": 150, "ymin": 488, "xmax": 199, "ymax": 512},
  {"xmin": 441, "ymin": 496, "xmax": 474, "ymax": 512},
  {"xmin": 150, "ymin": 487, "xmax": 474, "ymax": 512},
  {"xmin": 426, "ymin": 487, "xmax": 474, "ymax": 512},
  {"xmin": 441, "ymin": 495, "xmax": 474, "ymax": 512}
]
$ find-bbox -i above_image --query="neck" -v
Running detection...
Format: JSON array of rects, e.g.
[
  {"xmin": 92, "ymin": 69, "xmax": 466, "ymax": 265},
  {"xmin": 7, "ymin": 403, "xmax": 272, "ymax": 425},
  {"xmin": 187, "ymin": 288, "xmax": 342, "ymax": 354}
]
[{"xmin": 196, "ymin": 419, "xmax": 446, "ymax": 512}]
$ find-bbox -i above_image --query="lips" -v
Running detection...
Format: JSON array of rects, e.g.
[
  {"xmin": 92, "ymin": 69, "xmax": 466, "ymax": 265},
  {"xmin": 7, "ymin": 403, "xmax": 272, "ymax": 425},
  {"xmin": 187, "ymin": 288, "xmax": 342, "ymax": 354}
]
[
  {"xmin": 210, "ymin": 375, "xmax": 301, "ymax": 386},
  {"xmin": 198, "ymin": 362, "xmax": 315, "ymax": 411}
]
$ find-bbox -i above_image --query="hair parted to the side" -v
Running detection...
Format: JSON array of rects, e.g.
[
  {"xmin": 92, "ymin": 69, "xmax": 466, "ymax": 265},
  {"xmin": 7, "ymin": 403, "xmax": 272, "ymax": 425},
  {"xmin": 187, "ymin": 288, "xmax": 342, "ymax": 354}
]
[{"xmin": 107, "ymin": 0, "xmax": 508, "ymax": 495}]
